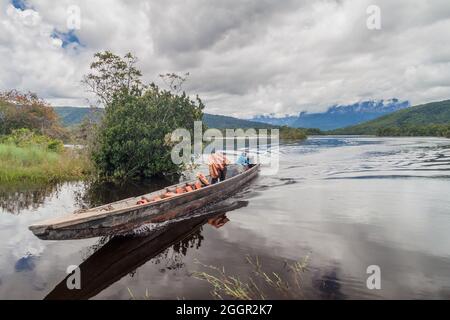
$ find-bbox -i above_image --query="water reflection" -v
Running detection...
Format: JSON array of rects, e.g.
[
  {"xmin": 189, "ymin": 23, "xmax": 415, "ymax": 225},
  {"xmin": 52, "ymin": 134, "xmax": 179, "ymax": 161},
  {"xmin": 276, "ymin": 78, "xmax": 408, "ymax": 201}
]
[
  {"xmin": 1, "ymin": 137, "xmax": 450, "ymax": 299},
  {"xmin": 0, "ymin": 183, "xmax": 62, "ymax": 215},
  {"xmin": 45, "ymin": 201, "xmax": 246, "ymax": 300},
  {"xmin": 0, "ymin": 176, "xmax": 179, "ymax": 216}
]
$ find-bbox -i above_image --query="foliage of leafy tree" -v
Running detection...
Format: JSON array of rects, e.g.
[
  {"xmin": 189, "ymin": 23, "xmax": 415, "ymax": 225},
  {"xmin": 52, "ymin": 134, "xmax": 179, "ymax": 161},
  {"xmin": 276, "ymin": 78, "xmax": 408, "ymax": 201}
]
[
  {"xmin": 279, "ymin": 126, "xmax": 307, "ymax": 140},
  {"xmin": 0, "ymin": 90, "xmax": 66, "ymax": 139},
  {"xmin": 91, "ymin": 85, "xmax": 204, "ymax": 180},
  {"xmin": 82, "ymin": 51, "xmax": 146, "ymax": 107},
  {"xmin": 82, "ymin": 50, "xmax": 207, "ymax": 181},
  {"xmin": 83, "ymin": 51, "xmax": 205, "ymax": 181},
  {"xmin": 159, "ymin": 72, "xmax": 190, "ymax": 94}
]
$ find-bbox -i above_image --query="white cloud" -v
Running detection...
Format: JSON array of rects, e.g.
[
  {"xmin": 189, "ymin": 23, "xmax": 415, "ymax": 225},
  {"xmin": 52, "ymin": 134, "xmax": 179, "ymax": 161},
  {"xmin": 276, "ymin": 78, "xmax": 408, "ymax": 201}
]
[{"xmin": 0, "ymin": 0, "xmax": 450, "ymax": 116}]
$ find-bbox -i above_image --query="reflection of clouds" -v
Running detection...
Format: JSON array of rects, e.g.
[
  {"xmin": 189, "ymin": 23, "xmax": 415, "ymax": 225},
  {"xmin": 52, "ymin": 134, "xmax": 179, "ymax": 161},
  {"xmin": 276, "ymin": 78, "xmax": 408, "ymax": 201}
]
[
  {"xmin": 15, "ymin": 254, "xmax": 37, "ymax": 272},
  {"xmin": 1, "ymin": 137, "xmax": 450, "ymax": 299},
  {"xmin": 0, "ymin": 182, "xmax": 97, "ymax": 299},
  {"xmin": 220, "ymin": 137, "xmax": 450, "ymax": 298}
]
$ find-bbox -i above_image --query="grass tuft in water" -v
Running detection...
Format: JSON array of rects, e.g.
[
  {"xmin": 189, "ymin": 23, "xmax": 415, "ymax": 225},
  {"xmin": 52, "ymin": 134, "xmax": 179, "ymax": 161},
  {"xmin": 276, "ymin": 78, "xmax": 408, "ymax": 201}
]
[{"xmin": 192, "ymin": 254, "xmax": 310, "ymax": 300}]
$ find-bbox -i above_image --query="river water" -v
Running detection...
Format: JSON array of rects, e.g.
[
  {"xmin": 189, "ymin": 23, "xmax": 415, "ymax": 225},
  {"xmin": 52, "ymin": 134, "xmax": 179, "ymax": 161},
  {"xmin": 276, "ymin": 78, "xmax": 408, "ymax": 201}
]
[{"xmin": 1, "ymin": 136, "xmax": 450, "ymax": 299}]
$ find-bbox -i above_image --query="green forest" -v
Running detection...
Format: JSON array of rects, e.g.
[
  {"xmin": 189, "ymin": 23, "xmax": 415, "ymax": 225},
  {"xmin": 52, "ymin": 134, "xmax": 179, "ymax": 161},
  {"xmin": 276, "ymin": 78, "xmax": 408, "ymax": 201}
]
[{"xmin": 330, "ymin": 100, "xmax": 450, "ymax": 137}]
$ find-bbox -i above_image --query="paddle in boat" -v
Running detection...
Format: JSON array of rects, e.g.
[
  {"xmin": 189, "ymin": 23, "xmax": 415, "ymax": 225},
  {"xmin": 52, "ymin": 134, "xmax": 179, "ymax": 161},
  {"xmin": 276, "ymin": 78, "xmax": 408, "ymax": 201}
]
[{"xmin": 28, "ymin": 164, "xmax": 260, "ymax": 240}]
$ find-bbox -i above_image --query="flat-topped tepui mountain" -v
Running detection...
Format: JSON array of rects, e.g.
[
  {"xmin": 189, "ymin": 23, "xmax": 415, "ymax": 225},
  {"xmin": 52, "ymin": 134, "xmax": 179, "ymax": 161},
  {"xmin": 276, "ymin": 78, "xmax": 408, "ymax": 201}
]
[
  {"xmin": 329, "ymin": 99, "xmax": 450, "ymax": 135},
  {"xmin": 252, "ymin": 99, "xmax": 410, "ymax": 130}
]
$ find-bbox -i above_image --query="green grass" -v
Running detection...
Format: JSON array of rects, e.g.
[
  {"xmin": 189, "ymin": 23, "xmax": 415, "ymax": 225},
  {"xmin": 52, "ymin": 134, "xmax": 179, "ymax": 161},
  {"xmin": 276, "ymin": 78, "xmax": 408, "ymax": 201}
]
[
  {"xmin": 193, "ymin": 254, "xmax": 309, "ymax": 300},
  {"xmin": 0, "ymin": 144, "xmax": 90, "ymax": 183}
]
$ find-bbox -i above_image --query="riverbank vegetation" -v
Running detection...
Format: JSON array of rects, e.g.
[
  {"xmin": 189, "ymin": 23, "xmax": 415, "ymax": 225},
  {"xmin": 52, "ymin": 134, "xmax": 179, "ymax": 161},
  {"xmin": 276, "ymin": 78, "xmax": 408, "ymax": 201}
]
[
  {"xmin": 376, "ymin": 124, "xmax": 450, "ymax": 138},
  {"xmin": 193, "ymin": 255, "xmax": 309, "ymax": 300},
  {"xmin": 0, "ymin": 92, "xmax": 91, "ymax": 183},
  {"xmin": 0, "ymin": 143, "xmax": 89, "ymax": 184},
  {"xmin": 279, "ymin": 126, "xmax": 308, "ymax": 140},
  {"xmin": 0, "ymin": 90, "xmax": 67, "ymax": 140},
  {"xmin": 0, "ymin": 128, "xmax": 90, "ymax": 183}
]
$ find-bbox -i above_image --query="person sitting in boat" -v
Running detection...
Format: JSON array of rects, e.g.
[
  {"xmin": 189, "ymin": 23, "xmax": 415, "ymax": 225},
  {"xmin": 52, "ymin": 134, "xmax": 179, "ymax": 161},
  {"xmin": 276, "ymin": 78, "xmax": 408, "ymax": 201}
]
[
  {"xmin": 208, "ymin": 149, "xmax": 230, "ymax": 184},
  {"xmin": 236, "ymin": 151, "xmax": 250, "ymax": 169}
]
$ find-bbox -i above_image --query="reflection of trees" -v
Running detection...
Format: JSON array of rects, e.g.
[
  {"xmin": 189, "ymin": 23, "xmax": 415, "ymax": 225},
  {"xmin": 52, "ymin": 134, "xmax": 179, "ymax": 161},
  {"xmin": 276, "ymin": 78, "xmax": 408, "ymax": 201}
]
[
  {"xmin": 0, "ymin": 183, "xmax": 61, "ymax": 214},
  {"xmin": 152, "ymin": 227, "xmax": 205, "ymax": 271},
  {"xmin": 0, "ymin": 175, "xmax": 181, "ymax": 215}
]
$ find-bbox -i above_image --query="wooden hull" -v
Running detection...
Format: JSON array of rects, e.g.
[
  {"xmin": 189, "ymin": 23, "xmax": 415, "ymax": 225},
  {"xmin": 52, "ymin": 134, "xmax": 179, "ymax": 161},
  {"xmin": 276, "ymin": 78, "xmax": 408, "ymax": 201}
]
[
  {"xmin": 29, "ymin": 164, "xmax": 259, "ymax": 240},
  {"xmin": 44, "ymin": 201, "xmax": 248, "ymax": 300}
]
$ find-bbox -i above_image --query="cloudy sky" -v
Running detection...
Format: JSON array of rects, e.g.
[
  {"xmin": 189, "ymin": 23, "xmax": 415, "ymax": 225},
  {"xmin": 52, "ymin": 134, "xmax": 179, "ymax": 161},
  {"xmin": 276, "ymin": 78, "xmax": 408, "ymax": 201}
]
[{"xmin": 1, "ymin": 0, "xmax": 450, "ymax": 117}]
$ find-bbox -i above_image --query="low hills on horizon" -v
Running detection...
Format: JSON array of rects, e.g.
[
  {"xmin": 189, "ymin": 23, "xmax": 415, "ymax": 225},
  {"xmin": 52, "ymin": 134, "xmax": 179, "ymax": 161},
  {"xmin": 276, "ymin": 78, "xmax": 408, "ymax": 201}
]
[
  {"xmin": 330, "ymin": 99, "xmax": 450, "ymax": 137},
  {"xmin": 53, "ymin": 106, "xmax": 277, "ymax": 130},
  {"xmin": 53, "ymin": 98, "xmax": 450, "ymax": 138},
  {"xmin": 53, "ymin": 98, "xmax": 410, "ymax": 131},
  {"xmin": 251, "ymin": 99, "xmax": 410, "ymax": 130}
]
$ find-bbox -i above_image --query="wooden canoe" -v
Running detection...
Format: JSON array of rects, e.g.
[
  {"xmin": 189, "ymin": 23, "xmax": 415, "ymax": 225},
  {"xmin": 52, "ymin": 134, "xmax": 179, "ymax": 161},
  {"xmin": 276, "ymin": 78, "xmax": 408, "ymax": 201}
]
[
  {"xmin": 29, "ymin": 164, "xmax": 260, "ymax": 240},
  {"xmin": 44, "ymin": 200, "xmax": 248, "ymax": 300}
]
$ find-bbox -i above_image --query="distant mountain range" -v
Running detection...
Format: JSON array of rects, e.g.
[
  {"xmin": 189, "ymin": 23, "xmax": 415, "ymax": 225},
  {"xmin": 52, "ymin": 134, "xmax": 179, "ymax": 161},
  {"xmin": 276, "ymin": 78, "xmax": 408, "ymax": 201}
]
[
  {"xmin": 251, "ymin": 99, "xmax": 410, "ymax": 130},
  {"xmin": 53, "ymin": 106, "xmax": 103, "ymax": 126},
  {"xmin": 53, "ymin": 107, "xmax": 276, "ymax": 129},
  {"xmin": 202, "ymin": 113, "xmax": 277, "ymax": 129},
  {"xmin": 53, "ymin": 99, "xmax": 450, "ymax": 138},
  {"xmin": 330, "ymin": 99, "xmax": 450, "ymax": 135}
]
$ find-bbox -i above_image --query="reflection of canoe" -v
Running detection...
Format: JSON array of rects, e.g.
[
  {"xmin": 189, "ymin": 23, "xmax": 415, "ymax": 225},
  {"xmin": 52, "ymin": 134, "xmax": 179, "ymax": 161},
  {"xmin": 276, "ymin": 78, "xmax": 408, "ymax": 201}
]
[
  {"xmin": 29, "ymin": 164, "xmax": 259, "ymax": 240},
  {"xmin": 44, "ymin": 201, "xmax": 248, "ymax": 300}
]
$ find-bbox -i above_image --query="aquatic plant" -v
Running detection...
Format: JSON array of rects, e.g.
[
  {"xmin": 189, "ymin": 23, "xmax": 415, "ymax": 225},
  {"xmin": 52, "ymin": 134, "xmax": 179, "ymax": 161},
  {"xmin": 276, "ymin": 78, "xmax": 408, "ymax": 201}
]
[{"xmin": 192, "ymin": 254, "xmax": 310, "ymax": 300}]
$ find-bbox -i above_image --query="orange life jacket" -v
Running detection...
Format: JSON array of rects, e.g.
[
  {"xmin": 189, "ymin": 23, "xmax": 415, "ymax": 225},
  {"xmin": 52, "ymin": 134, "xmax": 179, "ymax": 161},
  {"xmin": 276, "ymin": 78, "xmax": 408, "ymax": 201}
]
[
  {"xmin": 162, "ymin": 192, "xmax": 175, "ymax": 198},
  {"xmin": 176, "ymin": 187, "xmax": 185, "ymax": 194},
  {"xmin": 185, "ymin": 185, "xmax": 193, "ymax": 192},
  {"xmin": 208, "ymin": 153, "xmax": 228, "ymax": 170},
  {"xmin": 197, "ymin": 173, "xmax": 210, "ymax": 186},
  {"xmin": 209, "ymin": 163, "xmax": 220, "ymax": 178},
  {"xmin": 194, "ymin": 181, "xmax": 202, "ymax": 190}
]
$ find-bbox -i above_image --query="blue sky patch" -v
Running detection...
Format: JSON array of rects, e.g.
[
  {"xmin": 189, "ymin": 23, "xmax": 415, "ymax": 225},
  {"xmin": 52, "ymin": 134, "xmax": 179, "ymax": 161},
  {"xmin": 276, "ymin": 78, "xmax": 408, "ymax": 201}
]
[
  {"xmin": 51, "ymin": 29, "xmax": 82, "ymax": 48},
  {"xmin": 15, "ymin": 255, "xmax": 36, "ymax": 272},
  {"xmin": 11, "ymin": 0, "xmax": 29, "ymax": 10}
]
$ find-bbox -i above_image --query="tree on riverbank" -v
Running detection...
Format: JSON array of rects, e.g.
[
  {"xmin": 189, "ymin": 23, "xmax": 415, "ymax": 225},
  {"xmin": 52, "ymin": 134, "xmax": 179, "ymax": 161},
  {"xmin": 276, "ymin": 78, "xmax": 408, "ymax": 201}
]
[
  {"xmin": 0, "ymin": 91, "xmax": 90, "ymax": 184},
  {"xmin": 85, "ymin": 51, "xmax": 204, "ymax": 181},
  {"xmin": 0, "ymin": 90, "xmax": 66, "ymax": 139},
  {"xmin": 376, "ymin": 124, "xmax": 450, "ymax": 138}
]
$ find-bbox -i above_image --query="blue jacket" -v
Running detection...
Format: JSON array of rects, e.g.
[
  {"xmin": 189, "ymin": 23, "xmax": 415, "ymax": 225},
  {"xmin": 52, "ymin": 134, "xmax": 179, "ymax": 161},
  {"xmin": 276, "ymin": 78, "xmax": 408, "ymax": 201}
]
[{"xmin": 236, "ymin": 154, "xmax": 250, "ymax": 166}]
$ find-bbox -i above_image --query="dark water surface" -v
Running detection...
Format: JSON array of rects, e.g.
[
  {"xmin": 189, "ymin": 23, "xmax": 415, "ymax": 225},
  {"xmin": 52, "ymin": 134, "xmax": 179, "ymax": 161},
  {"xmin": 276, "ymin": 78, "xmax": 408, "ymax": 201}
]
[{"xmin": 1, "ymin": 136, "xmax": 450, "ymax": 299}]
